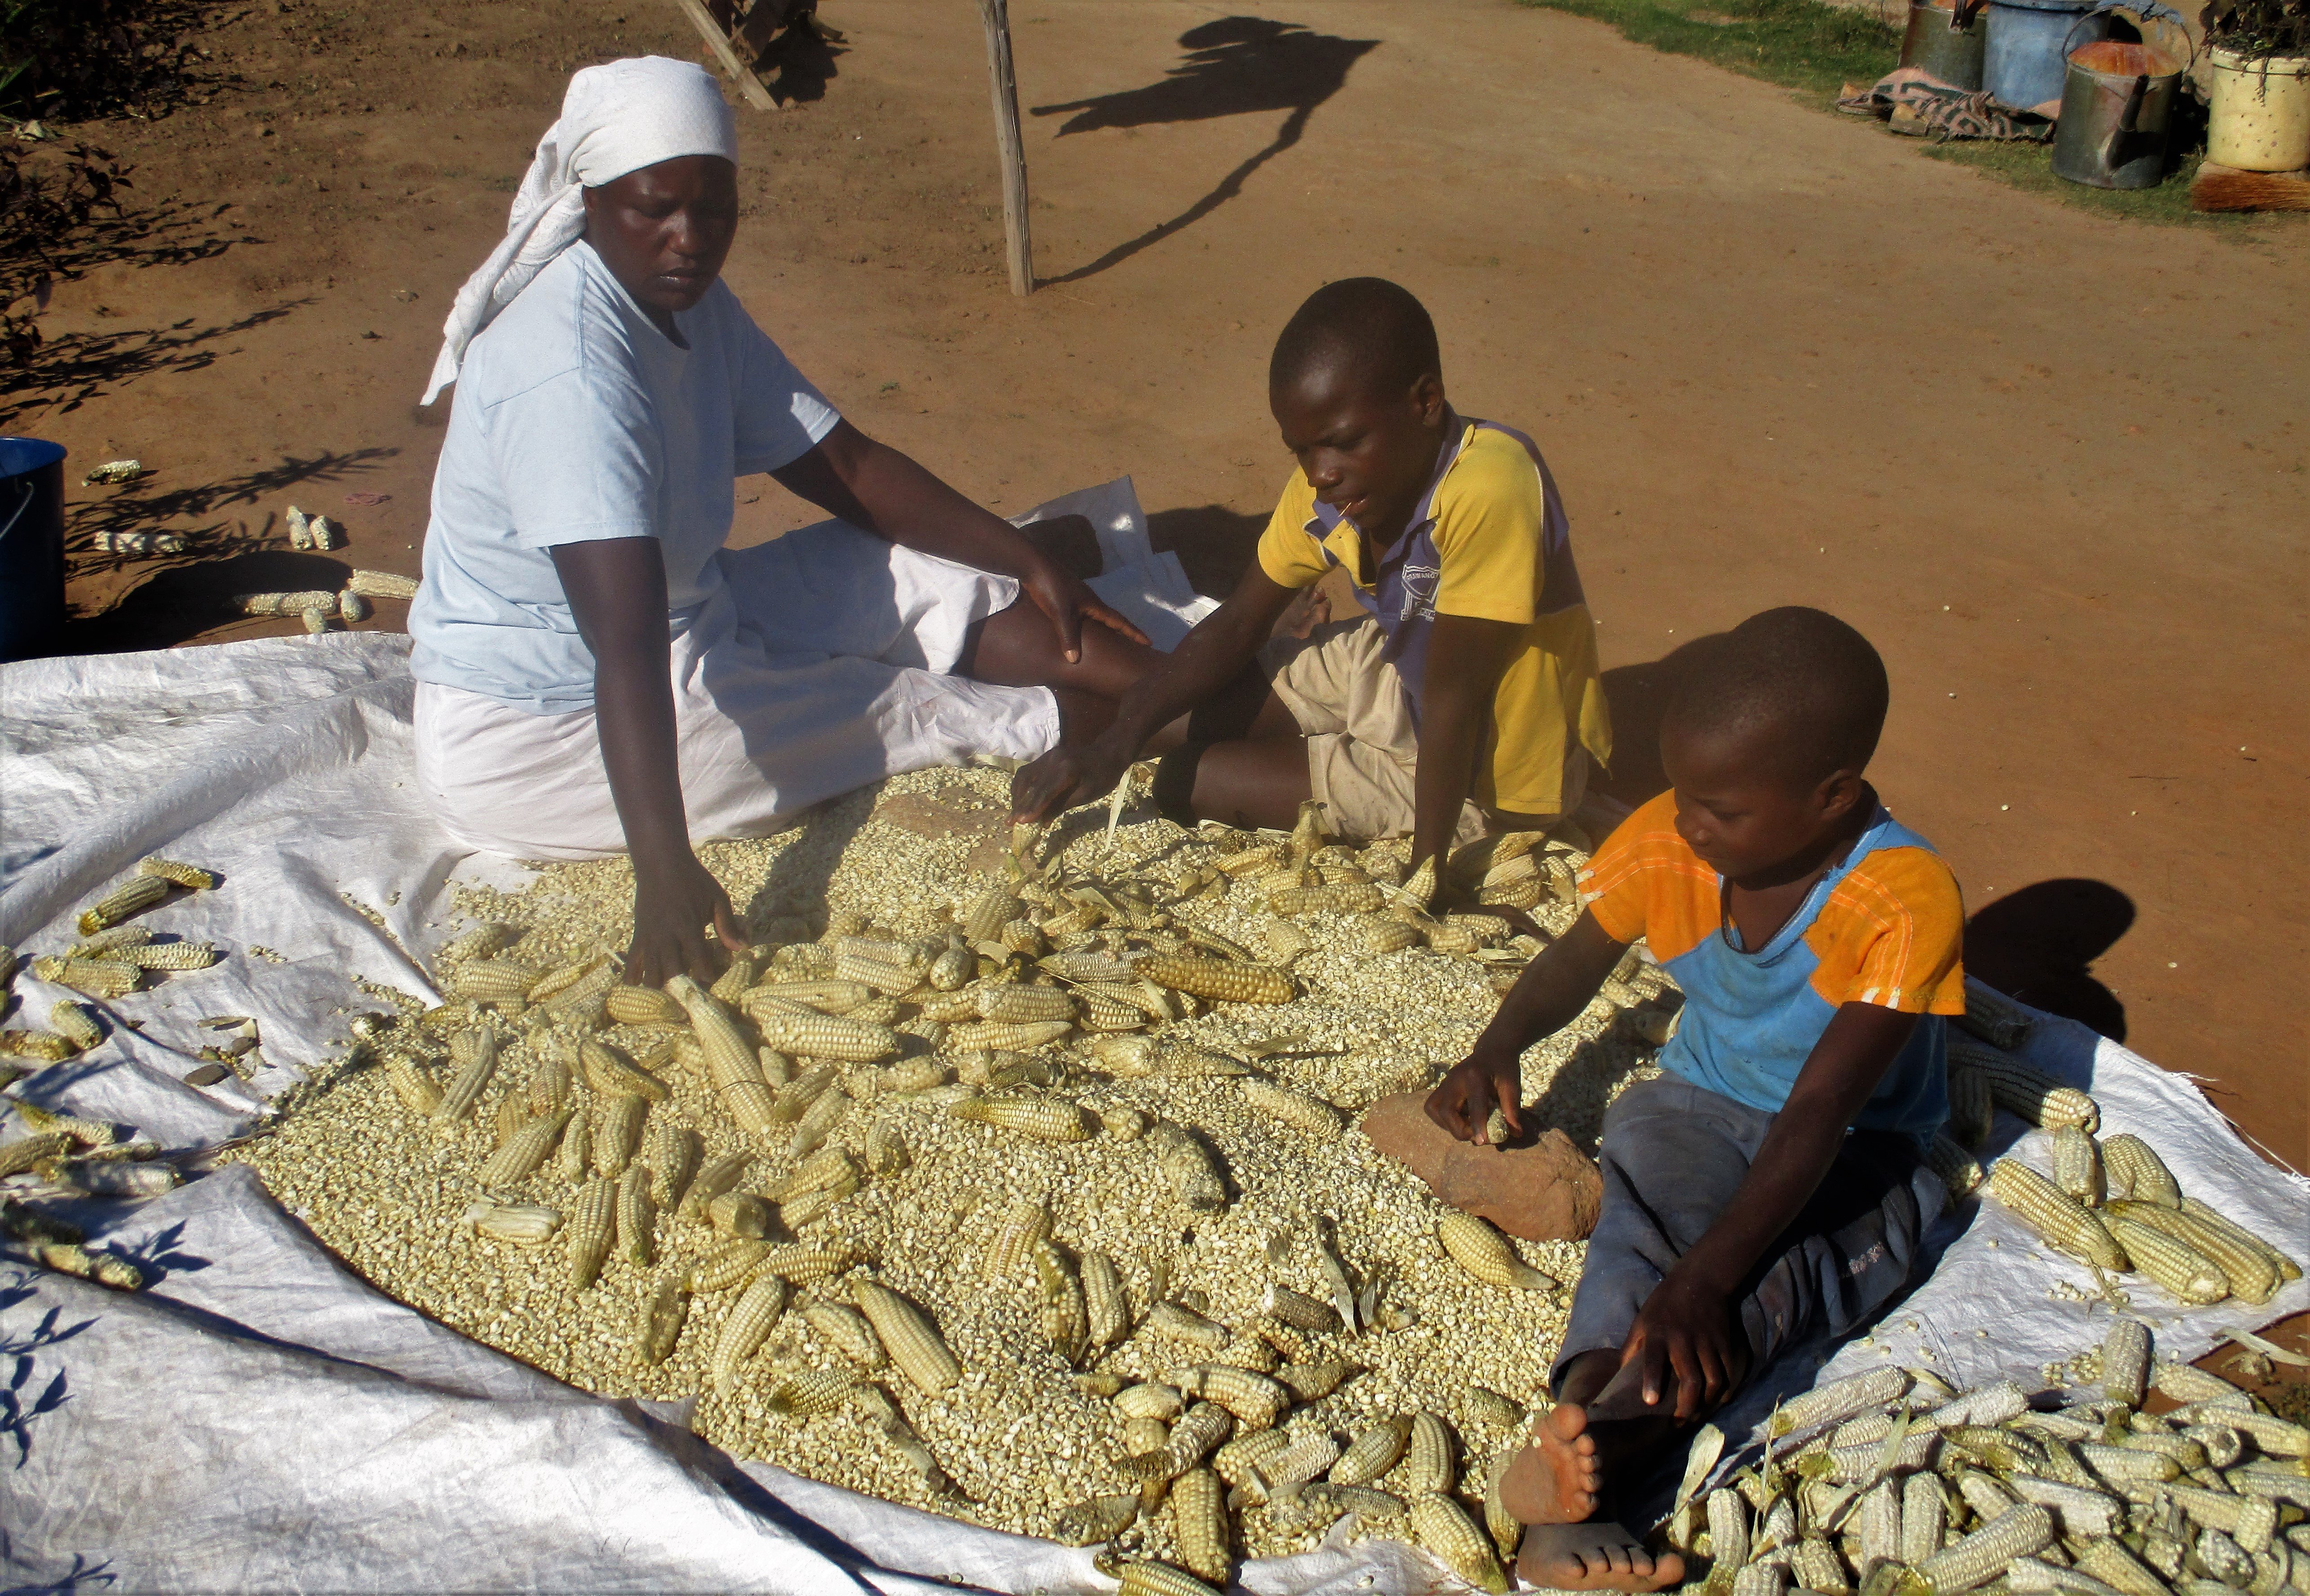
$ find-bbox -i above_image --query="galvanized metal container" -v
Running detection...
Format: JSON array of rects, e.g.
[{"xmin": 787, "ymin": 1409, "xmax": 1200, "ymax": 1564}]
[
  {"xmin": 1902, "ymin": 0, "xmax": 1988, "ymax": 89},
  {"xmin": 1985, "ymin": 0, "xmax": 2110, "ymax": 109},
  {"xmin": 2053, "ymin": 37, "xmax": 2184, "ymax": 187}
]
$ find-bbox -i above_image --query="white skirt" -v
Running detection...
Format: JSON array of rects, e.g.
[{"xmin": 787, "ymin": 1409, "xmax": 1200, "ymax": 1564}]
[{"xmin": 414, "ymin": 521, "xmax": 1059, "ymax": 860}]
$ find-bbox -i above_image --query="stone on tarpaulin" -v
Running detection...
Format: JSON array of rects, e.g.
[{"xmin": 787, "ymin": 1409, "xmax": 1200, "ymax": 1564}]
[{"xmin": 1359, "ymin": 1092, "xmax": 1602, "ymax": 1242}]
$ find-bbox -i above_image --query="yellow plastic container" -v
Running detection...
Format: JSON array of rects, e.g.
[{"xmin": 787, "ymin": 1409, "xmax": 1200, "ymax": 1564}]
[{"xmin": 2205, "ymin": 48, "xmax": 2310, "ymax": 172}]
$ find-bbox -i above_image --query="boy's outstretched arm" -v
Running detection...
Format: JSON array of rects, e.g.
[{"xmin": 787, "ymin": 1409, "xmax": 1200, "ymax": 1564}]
[
  {"xmin": 1617, "ymin": 1003, "xmax": 1920, "ymax": 1419},
  {"xmin": 1409, "ymin": 612, "xmax": 1534, "ymax": 885},
  {"xmin": 1010, "ymin": 560, "xmax": 1299, "ymax": 822},
  {"xmin": 1427, "ymin": 911, "xmax": 1628, "ymax": 1143}
]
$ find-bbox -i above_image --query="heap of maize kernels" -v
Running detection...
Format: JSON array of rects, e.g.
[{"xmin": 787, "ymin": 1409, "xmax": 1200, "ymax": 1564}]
[{"xmin": 232, "ymin": 766, "xmax": 1682, "ymax": 1578}]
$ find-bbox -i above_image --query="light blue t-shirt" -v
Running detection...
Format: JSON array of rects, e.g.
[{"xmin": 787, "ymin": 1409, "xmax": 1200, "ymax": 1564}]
[{"xmin": 409, "ymin": 240, "xmax": 841, "ymax": 711}]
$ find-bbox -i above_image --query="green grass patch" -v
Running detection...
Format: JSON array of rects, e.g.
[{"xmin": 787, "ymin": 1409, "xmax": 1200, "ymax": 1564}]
[{"xmin": 1511, "ymin": 0, "xmax": 2305, "ymax": 231}]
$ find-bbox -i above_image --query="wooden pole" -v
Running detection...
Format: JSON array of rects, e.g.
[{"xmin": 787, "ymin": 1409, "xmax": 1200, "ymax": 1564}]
[
  {"xmin": 668, "ymin": 0, "xmax": 779, "ymax": 111},
  {"xmin": 974, "ymin": 0, "xmax": 1034, "ymax": 296}
]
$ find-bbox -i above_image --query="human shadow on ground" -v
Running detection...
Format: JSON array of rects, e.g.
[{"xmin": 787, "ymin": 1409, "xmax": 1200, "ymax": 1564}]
[
  {"xmin": 1033, "ymin": 17, "xmax": 1378, "ymax": 284},
  {"xmin": 1148, "ymin": 503, "xmax": 1265, "ymax": 600},
  {"xmin": 1962, "ymin": 878, "xmax": 2133, "ymax": 1042}
]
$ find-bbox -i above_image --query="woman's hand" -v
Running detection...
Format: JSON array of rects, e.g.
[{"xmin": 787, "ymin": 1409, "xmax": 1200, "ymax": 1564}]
[
  {"xmin": 1016, "ymin": 553, "xmax": 1147, "ymax": 663},
  {"xmin": 1425, "ymin": 1047, "xmax": 1526, "ymax": 1143},
  {"xmin": 1010, "ymin": 734, "xmax": 1133, "ymax": 824},
  {"xmin": 625, "ymin": 850, "xmax": 747, "ymax": 988}
]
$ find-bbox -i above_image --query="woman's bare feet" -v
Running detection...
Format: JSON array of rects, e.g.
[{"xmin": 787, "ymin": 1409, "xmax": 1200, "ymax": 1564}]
[
  {"xmin": 1501, "ymin": 1400, "xmax": 1602, "ymax": 1524},
  {"xmin": 1517, "ymin": 1522, "xmax": 1687, "ymax": 1591}
]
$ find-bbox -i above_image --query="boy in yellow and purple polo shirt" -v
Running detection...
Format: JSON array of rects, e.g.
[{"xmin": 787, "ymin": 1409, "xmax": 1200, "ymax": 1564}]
[
  {"xmin": 1427, "ymin": 607, "xmax": 1966, "ymax": 1592},
  {"xmin": 1009, "ymin": 277, "xmax": 1611, "ymax": 890}
]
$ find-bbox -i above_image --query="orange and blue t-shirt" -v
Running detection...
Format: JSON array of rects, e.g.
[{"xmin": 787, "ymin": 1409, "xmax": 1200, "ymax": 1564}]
[{"xmin": 1579, "ymin": 791, "xmax": 1967, "ymax": 1146}]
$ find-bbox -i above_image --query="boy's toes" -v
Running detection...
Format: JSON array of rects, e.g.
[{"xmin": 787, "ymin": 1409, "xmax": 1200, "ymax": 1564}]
[{"xmin": 1515, "ymin": 1524, "xmax": 1685, "ymax": 1592}]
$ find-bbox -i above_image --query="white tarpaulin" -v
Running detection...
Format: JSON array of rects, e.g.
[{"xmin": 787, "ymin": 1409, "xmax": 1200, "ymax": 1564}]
[{"xmin": 1, "ymin": 481, "xmax": 2304, "ymax": 1592}]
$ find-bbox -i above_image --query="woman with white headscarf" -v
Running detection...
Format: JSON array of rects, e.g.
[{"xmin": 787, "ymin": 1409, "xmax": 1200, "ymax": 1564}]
[{"xmin": 409, "ymin": 57, "xmax": 1154, "ymax": 983}]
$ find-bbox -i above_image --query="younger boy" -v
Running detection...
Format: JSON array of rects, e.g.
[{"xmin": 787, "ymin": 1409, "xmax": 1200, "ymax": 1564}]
[
  {"xmin": 1009, "ymin": 277, "xmax": 1612, "ymax": 885},
  {"xmin": 1425, "ymin": 607, "xmax": 1964, "ymax": 1591}
]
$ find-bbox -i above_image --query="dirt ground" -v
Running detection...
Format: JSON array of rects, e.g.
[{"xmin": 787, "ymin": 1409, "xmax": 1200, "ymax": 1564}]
[{"xmin": 13, "ymin": 0, "xmax": 2306, "ymax": 1170}]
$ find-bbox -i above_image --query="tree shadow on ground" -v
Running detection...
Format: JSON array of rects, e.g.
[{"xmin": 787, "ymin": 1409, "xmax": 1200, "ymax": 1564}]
[
  {"xmin": 1032, "ymin": 17, "xmax": 1378, "ymax": 284},
  {"xmin": 11, "ymin": 300, "xmax": 305, "ymax": 422},
  {"xmin": 1963, "ymin": 878, "xmax": 2133, "ymax": 1042}
]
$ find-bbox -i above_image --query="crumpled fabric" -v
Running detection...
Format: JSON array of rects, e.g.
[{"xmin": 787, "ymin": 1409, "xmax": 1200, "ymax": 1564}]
[{"xmin": 422, "ymin": 55, "xmax": 739, "ymax": 404}]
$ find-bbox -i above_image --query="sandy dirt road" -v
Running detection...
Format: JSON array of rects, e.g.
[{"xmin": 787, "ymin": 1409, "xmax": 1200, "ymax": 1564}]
[{"xmin": 16, "ymin": 0, "xmax": 2306, "ymax": 1167}]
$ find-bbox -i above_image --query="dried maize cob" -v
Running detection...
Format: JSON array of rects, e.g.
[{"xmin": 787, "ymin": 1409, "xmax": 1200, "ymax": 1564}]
[
  {"xmin": 382, "ymin": 1051, "xmax": 443, "ymax": 1115},
  {"xmin": 1268, "ymin": 881, "xmax": 1384, "ymax": 916},
  {"xmin": 601, "ymin": 979, "xmax": 679, "ymax": 1030},
  {"xmin": 132, "ymin": 855, "xmax": 216, "ymax": 891},
  {"xmin": 1127, "ymin": 1400, "xmax": 1234, "ymax": 1482},
  {"xmin": 2073, "ymin": 1539, "xmax": 2168, "ymax": 1596},
  {"xmin": 0, "ymin": 1030, "xmax": 77, "ymax": 1064},
  {"xmin": 1355, "ymin": 915, "xmax": 1424, "ymax": 954},
  {"xmin": 756, "ymin": 1237, "xmax": 862, "ymax": 1285},
  {"xmin": 345, "ymin": 568, "xmax": 418, "ymax": 600},
  {"xmin": 688, "ymin": 1237, "xmax": 768, "ymax": 1293},
  {"xmin": 1147, "ymin": 1299, "xmax": 1231, "ymax": 1351},
  {"xmin": 1213, "ymin": 1428, "xmax": 1291, "ymax": 1491},
  {"xmin": 1077, "ymin": 990, "xmax": 1150, "ymax": 1032},
  {"xmin": 802, "ymin": 1299, "xmax": 886, "ymax": 1369},
  {"xmin": 1238, "ymin": 1078, "xmax": 1344, "ymax": 1142},
  {"xmin": 1400, "ymin": 1411, "xmax": 1458, "ymax": 1495},
  {"xmin": 451, "ymin": 957, "xmax": 537, "ymax": 1007},
  {"xmin": 46, "ymin": 1002, "xmax": 105, "ymax": 1051},
  {"xmin": 1709, "ymin": 1484, "xmax": 1752, "ymax": 1573},
  {"xmin": 75, "ymin": 873, "xmax": 169, "ymax": 937},
  {"xmin": 1945, "ymin": 1066, "xmax": 1994, "ymax": 1149},
  {"xmin": 2096, "ymin": 1133, "xmax": 2179, "ymax": 1207},
  {"xmin": 1037, "ymin": 1240, "xmax": 1089, "ymax": 1365},
  {"xmin": 764, "ymin": 1369, "xmax": 859, "ymax": 1417},
  {"xmin": 2075, "ymin": 1440, "xmax": 2179, "ymax": 1483},
  {"xmin": 436, "ymin": 1026, "xmax": 497, "ymax": 1124},
  {"xmin": 112, "ymin": 940, "xmax": 218, "ymax": 970},
  {"xmin": 680, "ymin": 1149, "xmax": 752, "ymax": 1220},
  {"xmin": 975, "ymin": 982, "xmax": 1075, "ymax": 1025},
  {"xmin": 2102, "ymin": 1212, "xmax": 2227, "ymax": 1304},
  {"xmin": 29, "ymin": 957, "xmax": 142, "ymax": 999},
  {"xmin": 2098, "ymin": 1318, "xmax": 2151, "ymax": 1406},
  {"xmin": 1332, "ymin": 1417, "xmax": 1412, "ymax": 1486},
  {"xmin": 1084, "ymin": 1250, "xmax": 1129, "ymax": 1347},
  {"xmin": 463, "ymin": 1199, "xmax": 561, "ymax": 1246},
  {"xmin": 476, "ymin": 1108, "xmax": 569, "ymax": 1187},
  {"xmin": 1792, "ymin": 1536, "xmax": 1851, "ymax": 1595},
  {"xmin": 1175, "ymin": 1364, "xmax": 1289, "ymax": 1430},
  {"xmin": 998, "ymin": 917, "xmax": 1047, "ymax": 956},
  {"xmin": 1926, "ymin": 1133, "xmax": 1986, "ymax": 1199},
  {"xmin": 576, "ymin": 1038, "xmax": 670, "ymax": 1104},
  {"xmin": 1912, "ymin": 1504, "xmax": 2055, "ymax": 1594},
  {"xmin": 711, "ymin": 1274, "xmax": 790, "ymax": 1392},
  {"xmin": 1958, "ymin": 980, "xmax": 2036, "ymax": 1050},
  {"xmin": 1462, "ymin": 1387, "xmax": 1523, "ymax": 1430},
  {"xmin": 237, "ymin": 588, "xmax": 340, "ymax": 617},
  {"xmin": 1171, "ymin": 1468, "xmax": 1230, "ymax": 1583},
  {"xmin": 1437, "ymin": 1211, "xmax": 1557, "ymax": 1292},
  {"xmin": 528, "ymin": 1050, "xmax": 573, "ymax": 1119},
  {"xmin": 616, "ymin": 1164, "xmax": 654, "ymax": 1265},
  {"xmin": 830, "ymin": 952, "xmax": 919, "ymax": 995},
  {"xmin": 854, "ymin": 1278, "xmax": 959, "ymax": 1394},
  {"xmin": 708, "ymin": 1193, "xmax": 772, "ymax": 1238},
  {"xmin": 983, "ymin": 1197, "xmax": 1053, "ymax": 1284},
  {"xmin": 750, "ymin": 1011, "xmax": 899, "ymax": 1063},
  {"xmin": 1118, "ymin": 1385, "xmax": 1188, "ymax": 1427},
  {"xmin": 1255, "ymin": 916, "xmax": 1313, "ymax": 964},
  {"xmin": 2179, "ymin": 1196, "xmax": 2299, "ymax": 1281},
  {"xmin": 1109, "ymin": 1560, "xmax": 1218, "ymax": 1596},
  {"xmin": 2219, "ymin": 1409, "xmax": 2309, "ymax": 1458},
  {"xmin": 750, "ymin": 978, "xmax": 875, "ymax": 1014},
  {"xmin": 493, "ymin": 1084, "xmax": 528, "ymax": 1146},
  {"xmin": 641, "ymin": 1121, "xmax": 699, "ymax": 1211},
  {"xmin": 1410, "ymin": 1491, "xmax": 1509, "ymax": 1593},
  {"xmin": 1138, "ymin": 952, "xmax": 1294, "ymax": 1006},
  {"xmin": 786, "ymin": 1081, "xmax": 850, "ymax": 1159},
  {"xmin": 1899, "ymin": 1473, "xmax": 1946, "ymax": 1569},
  {"xmin": 1481, "ymin": 1451, "xmax": 1522, "ymax": 1564},
  {"xmin": 567, "ymin": 1176, "xmax": 615, "ymax": 1289},
  {"xmin": 1949, "ymin": 1038, "xmax": 2099, "ymax": 1132},
  {"xmin": 2050, "ymin": 1125, "xmax": 2105, "ymax": 1207},
  {"xmin": 767, "ymin": 1064, "xmax": 839, "ymax": 1128},
  {"xmin": 1121, "ymin": 1415, "xmax": 1170, "ymax": 1456},
  {"xmin": 1053, "ymin": 1492, "xmax": 1140, "ymax": 1548},
  {"xmin": 950, "ymin": 1093, "xmax": 1093, "ymax": 1142},
  {"xmin": 1987, "ymin": 1159, "xmax": 2127, "ymax": 1270},
  {"xmin": 1148, "ymin": 1120, "xmax": 1229, "ymax": 1212},
  {"xmin": 591, "ymin": 1093, "xmax": 646, "ymax": 1178},
  {"xmin": 2109, "ymin": 1200, "xmax": 2275, "ymax": 1304},
  {"xmin": 1770, "ymin": 1365, "xmax": 1910, "ymax": 1440},
  {"xmin": 1263, "ymin": 1283, "xmax": 1342, "ymax": 1334},
  {"xmin": 946, "ymin": 1019, "xmax": 1072, "ymax": 1053},
  {"xmin": 640, "ymin": 1273, "xmax": 688, "ymax": 1365},
  {"xmin": 66, "ymin": 925, "xmax": 149, "ymax": 959}
]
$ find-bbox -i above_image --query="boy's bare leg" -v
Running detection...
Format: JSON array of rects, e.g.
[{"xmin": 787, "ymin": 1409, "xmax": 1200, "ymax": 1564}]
[
  {"xmin": 1503, "ymin": 1349, "xmax": 1689, "ymax": 1592},
  {"xmin": 1181, "ymin": 737, "xmax": 1313, "ymax": 830}
]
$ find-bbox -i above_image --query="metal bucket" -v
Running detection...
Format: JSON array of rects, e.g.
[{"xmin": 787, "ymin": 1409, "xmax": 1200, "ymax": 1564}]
[
  {"xmin": 0, "ymin": 437, "xmax": 66, "ymax": 664},
  {"xmin": 1902, "ymin": 0, "xmax": 1988, "ymax": 88},
  {"xmin": 2052, "ymin": 37, "xmax": 2183, "ymax": 187},
  {"xmin": 1985, "ymin": 0, "xmax": 2110, "ymax": 109}
]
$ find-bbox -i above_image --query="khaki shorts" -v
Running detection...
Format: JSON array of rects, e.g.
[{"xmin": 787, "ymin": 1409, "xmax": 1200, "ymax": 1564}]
[{"xmin": 1256, "ymin": 616, "xmax": 1588, "ymax": 846}]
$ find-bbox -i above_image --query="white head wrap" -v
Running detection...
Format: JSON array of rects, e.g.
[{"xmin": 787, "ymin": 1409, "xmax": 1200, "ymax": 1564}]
[{"xmin": 421, "ymin": 56, "xmax": 738, "ymax": 404}]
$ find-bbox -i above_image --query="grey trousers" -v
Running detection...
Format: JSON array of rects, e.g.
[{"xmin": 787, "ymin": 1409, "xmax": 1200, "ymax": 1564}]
[{"xmin": 1553, "ymin": 1074, "xmax": 1946, "ymax": 1391}]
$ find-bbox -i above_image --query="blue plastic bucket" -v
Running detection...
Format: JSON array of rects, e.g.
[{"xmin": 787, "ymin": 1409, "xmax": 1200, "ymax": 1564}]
[
  {"xmin": 0, "ymin": 437, "xmax": 68, "ymax": 663},
  {"xmin": 1985, "ymin": 0, "xmax": 2111, "ymax": 108}
]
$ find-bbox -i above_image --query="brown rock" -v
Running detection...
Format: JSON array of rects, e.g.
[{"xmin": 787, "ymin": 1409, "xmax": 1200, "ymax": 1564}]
[{"xmin": 1359, "ymin": 1092, "xmax": 1602, "ymax": 1242}]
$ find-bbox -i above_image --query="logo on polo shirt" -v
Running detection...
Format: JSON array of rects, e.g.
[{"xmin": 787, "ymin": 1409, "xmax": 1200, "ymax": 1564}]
[{"xmin": 1399, "ymin": 562, "xmax": 1439, "ymax": 622}]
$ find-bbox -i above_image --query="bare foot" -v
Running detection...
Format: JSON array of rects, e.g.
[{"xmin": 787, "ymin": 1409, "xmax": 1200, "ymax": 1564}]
[
  {"xmin": 1501, "ymin": 1400, "xmax": 1600, "ymax": 1525},
  {"xmin": 1518, "ymin": 1522, "xmax": 1687, "ymax": 1592}
]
